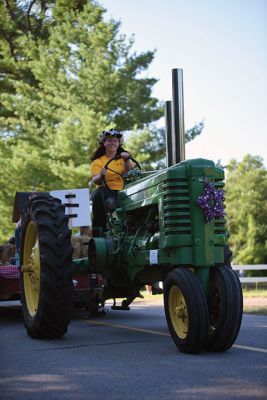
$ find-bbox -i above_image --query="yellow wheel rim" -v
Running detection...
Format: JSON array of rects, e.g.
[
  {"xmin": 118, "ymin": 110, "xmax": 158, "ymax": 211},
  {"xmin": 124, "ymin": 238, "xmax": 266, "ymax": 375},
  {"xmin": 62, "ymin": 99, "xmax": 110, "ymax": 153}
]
[
  {"xmin": 169, "ymin": 286, "xmax": 188, "ymax": 339},
  {"xmin": 22, "ymin": 221, "xmax": 40, "ymax": 317}
]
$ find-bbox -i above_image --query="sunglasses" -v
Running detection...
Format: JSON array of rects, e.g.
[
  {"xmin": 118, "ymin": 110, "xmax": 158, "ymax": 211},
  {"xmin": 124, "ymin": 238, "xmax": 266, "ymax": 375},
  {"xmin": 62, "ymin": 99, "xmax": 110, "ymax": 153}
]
[{"xmin": 102, "ymin": 130, "xmax": 122, "ymax": 138}]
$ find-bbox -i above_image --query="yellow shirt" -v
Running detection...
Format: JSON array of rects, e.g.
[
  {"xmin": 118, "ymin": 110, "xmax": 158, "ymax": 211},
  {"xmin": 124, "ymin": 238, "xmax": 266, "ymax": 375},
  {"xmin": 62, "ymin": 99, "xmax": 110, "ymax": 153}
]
[{"xmin": 91, "ymin": 155, "xmax": 125, "ymax": 190}]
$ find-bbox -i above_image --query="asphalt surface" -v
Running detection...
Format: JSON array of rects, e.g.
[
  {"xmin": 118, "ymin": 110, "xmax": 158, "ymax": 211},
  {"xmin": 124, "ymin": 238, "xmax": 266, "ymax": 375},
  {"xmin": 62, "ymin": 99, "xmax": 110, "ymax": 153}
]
[{"xmin": 0, "ymin": 299, "xmax": 266, "ymax": 400}]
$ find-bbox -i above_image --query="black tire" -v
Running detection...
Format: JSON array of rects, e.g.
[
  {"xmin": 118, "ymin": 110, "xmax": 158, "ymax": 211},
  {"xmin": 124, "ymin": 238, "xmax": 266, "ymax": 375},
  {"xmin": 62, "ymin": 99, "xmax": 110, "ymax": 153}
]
[
  {"xmin": 164, "ymin": 268, "xmax": 209, "ymax": 354},
  {"xmin": 206, "ymin": 265, "xmax": 243, "ymax": 351},
  {"xmin": 20, "ymin": 194, "xmax": 73, "ymax": 339}
]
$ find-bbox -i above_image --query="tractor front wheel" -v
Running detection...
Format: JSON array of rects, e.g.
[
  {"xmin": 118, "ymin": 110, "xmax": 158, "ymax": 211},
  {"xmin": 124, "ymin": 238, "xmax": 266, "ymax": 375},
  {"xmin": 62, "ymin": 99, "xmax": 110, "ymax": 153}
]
[
  {"xmin": 206, "ymin": 265, "xmax": 243, "ymax": 351},
  {"xmin": 20, "ymin": 194, "xmax": 73, "ymax": 339},
  {"xmin": 164, "ymin": 268, "xmax": 208, "ymax": 354}
]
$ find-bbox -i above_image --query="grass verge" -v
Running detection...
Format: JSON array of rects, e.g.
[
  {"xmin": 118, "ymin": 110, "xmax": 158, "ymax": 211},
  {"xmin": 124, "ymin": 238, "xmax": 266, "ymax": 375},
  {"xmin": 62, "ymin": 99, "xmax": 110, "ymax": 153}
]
[
  {"xmin": 242, "ymin": 289, "xmax": 267, "ymax": 297},
  {"xmin": 139, "ymin": 289, "xmax": 267, "ymax": 315},
  {"xmin": 242, "ymin": 289, "xmax": 267, "ymax": 315},
  {"xmin": 242, "ymin": 306, "xmax": 267, "ymax": 315}
]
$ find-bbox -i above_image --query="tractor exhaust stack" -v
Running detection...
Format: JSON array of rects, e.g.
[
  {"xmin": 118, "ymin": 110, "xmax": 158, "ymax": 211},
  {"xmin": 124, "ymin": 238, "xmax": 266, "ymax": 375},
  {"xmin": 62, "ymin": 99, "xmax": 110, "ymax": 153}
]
[{"xmin": 165, "ymin": 68, "xmax": 185, "ymax": 166}]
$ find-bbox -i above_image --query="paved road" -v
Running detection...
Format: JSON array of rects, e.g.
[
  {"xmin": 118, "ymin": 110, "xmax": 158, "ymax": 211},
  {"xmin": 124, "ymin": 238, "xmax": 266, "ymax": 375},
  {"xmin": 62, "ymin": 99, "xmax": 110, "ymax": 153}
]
[{"xmin": 0, "ymin": 299, "xmax": 266, "ymax": 400}]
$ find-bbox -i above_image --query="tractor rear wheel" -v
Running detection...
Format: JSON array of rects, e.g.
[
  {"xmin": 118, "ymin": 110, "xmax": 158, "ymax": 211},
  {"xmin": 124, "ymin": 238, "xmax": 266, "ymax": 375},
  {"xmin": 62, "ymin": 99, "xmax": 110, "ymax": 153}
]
[
  {"xmin": 20, "ymin": 194, "xmax": 73, "ymax": 339},
  {"xmin": 164, "ymin": 268, "xmax": 208, "ymax": 354},
  {"xmin": 206, "ymin": 265, "xmax": 243, "ymax": 351}
]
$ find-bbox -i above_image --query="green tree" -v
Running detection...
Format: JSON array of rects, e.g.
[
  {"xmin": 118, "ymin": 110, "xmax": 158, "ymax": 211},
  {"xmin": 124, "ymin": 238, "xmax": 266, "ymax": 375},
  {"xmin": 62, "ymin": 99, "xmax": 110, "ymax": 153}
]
[
  {"xmin": 0, "ymin": 0, "xmax": 204, "ymax": 243},
  {"xmin": 0, "ymin": 0, "xmax": 163, "ymax": 241},
  {"xmin": 0, "ymin": 0, "xmax": 161, "ymax": 135},
  {"xmin": 0, "ymin": 0, "xmax": 54, "ymax": 120},
  {"xmin": 225, "ymin": 154, "xmax": 267, "ymax": 267}
]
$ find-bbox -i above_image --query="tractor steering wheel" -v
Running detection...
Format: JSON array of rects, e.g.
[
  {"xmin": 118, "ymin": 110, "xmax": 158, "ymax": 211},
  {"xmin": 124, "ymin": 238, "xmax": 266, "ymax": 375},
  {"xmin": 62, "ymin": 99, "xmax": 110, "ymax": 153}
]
[{"xmin": 103, "ymin": 155, "xmax": 142, "ymax": 193}]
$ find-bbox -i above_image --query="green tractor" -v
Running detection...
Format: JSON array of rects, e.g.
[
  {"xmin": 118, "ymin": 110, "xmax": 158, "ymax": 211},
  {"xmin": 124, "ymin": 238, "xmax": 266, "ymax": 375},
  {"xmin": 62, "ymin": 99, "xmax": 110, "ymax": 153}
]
[{"xmin": 17, "ymin": 69, "xmax": 243, "ymax": 354}]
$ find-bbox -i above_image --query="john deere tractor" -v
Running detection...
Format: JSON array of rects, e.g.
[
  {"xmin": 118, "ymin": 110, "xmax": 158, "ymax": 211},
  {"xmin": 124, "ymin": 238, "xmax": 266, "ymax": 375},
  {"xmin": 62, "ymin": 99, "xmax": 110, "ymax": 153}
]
[{"xmin": 17, "ymin": 69, "xmax": 243, "ymax": 354}]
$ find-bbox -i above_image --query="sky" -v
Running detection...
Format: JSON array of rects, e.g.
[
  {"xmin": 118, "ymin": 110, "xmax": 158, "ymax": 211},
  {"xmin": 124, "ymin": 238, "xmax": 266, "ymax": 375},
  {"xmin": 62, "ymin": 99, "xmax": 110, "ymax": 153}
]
[{"xmin": 99, "ymin": 0, "xmax": 267, "ymax": 168}]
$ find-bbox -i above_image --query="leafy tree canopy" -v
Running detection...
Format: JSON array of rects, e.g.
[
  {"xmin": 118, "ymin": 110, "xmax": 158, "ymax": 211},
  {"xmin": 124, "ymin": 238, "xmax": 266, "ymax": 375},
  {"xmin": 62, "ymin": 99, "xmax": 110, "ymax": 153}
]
[
  {"xmin": 0, "ymin": 0, "xmax": 163, "ymax": 240},
  {"xmin": 0, "ymin": 0, "xmax": 203, "ymax": 242},
  {"xmin": 225, "ymin": 154, "xmax": 267, "ymax": 266}
]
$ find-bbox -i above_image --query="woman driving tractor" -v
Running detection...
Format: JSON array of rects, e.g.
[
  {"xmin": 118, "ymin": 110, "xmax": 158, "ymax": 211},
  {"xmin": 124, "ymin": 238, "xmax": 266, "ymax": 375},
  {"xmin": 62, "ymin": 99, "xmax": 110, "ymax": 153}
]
[{"xmin": 90, "ymin": 128, "xmax": 133, "ymax": 236}]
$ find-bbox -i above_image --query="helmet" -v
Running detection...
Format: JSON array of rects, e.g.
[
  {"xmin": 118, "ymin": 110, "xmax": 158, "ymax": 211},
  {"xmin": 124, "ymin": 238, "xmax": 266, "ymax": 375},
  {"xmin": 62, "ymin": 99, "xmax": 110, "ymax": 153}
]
[{"xmin": 98, "ymin": 128, "xmax": 124, "ymax": 145}]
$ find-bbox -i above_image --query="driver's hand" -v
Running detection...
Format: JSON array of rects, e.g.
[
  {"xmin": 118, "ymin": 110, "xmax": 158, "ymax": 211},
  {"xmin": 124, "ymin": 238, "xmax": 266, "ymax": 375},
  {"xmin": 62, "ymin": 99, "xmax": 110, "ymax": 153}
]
[
  {"xmin": 100, "ymin": 168, "xmax": 106, "ymax": 177},
  {"xmin": 120, "ymin": 152, "xmax": 130, "ymax": 161}
]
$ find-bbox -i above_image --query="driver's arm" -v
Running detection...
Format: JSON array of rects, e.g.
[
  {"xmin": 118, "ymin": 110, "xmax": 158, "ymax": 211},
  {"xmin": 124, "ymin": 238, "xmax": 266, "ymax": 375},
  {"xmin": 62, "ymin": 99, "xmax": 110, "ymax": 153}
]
[
  {"xmin": 120, "ymin": 152, "xmax": 133, "ymax": 172},
  {"xmin": 91, "ymin": 168, "xmax": 106, "ymax": 185},
  {"xmin": 91, "ymin": 159, "xmax": 106, "ymax": 186}
]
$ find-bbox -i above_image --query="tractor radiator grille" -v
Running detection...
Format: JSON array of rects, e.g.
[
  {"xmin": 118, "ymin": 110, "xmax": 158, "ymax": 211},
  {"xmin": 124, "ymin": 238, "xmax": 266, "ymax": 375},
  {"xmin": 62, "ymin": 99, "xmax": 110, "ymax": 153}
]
[
  {"xmin": 214, "ymin": 179, "xmax": 226, "ymax": 235},
  {"xmin": 162, "ymin": 178, "xmax": 191, "ymax": 235}
]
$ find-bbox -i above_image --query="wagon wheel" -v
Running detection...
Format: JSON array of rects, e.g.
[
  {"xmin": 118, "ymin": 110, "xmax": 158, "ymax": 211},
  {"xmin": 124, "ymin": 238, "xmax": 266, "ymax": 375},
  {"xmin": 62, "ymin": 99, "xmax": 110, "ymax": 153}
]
[
  {"xmin": 20, "ymin": 194, "xmax": 73, "ymax": 339},
  {"xmin": 205, "ymin": 265, "xmax": 243, "ymax": 351},
  {"xmin": 103, "ymin": 155, "xmax": 142, "ymax": 193},
  {"xmin": 164, "ymin": 268, "xmax": 208, "ymax": 354}
]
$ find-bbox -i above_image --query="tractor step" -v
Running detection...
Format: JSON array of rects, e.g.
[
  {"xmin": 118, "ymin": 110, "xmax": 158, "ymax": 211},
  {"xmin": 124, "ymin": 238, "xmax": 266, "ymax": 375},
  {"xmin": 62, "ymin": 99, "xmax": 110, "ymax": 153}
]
[
  {"xmin": 111, "ymin": 298, "xmax": 133, "ymax": 310},
  {"xmin": 111, "ymin": 305, "xmax": 130, "ymax": 311}
]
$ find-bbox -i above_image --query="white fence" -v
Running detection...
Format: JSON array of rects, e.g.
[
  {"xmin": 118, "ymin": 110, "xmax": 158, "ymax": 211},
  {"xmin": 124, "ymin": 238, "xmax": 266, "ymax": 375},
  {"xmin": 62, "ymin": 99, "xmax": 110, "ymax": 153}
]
[{"xmin": 232, "ymin": 265, "xmax": 267, "ymax": 286}]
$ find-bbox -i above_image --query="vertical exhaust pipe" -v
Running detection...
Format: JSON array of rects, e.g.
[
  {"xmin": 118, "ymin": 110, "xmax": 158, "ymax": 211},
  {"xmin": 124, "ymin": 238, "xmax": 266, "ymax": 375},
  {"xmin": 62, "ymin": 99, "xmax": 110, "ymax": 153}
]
[
  {"xmin": 165, "ymin": 100, "xmax": 173, "ymax": 167},
  {"xmin": 172, "ymin": 68, "xmax": 185, "ymax": 164},
  {"xmin": 165, "ymin": 68, "xmax": 185, "ymax": 166}
]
